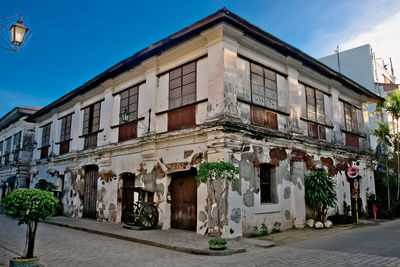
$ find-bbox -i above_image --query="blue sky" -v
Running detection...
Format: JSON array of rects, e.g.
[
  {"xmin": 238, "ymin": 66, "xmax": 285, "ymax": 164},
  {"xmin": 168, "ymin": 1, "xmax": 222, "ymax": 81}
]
[{"xmin": 1, "ymin": 0, "xmax": 399, "ymax": 117}]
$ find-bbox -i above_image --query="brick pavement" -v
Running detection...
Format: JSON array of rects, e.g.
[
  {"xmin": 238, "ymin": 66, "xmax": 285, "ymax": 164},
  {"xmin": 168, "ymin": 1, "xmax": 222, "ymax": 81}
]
[{"xmin": 1, "ymin": 215, "xmax": 400, "ymax": 267}]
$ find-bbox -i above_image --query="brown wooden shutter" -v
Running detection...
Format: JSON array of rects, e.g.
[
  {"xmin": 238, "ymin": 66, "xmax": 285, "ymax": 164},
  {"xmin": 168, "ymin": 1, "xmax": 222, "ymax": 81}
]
[
  {"xmin": 346, "ymin": 132, "xmax": 359, "ymax": 148},
  {"xmin": 308, "ymin": 122, "xmax": 318, "ymax": 139},
  {"xmin": 168, "ymin": 105, "xmax": 196, "ymax": 131},
  {"xmin": 118, "ymin": 121, "xmax": 138, "ymax": 142}
]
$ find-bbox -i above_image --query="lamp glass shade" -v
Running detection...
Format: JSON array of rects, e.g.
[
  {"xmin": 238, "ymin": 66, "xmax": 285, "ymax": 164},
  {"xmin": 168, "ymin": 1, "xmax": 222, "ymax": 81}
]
[
  {"xmin": 121, "ymin": 109, "xmax": 129, "ymax": 122},
  {"xmin": 10, "ymin": 21, "xmax": 29, "ymax": 46}
]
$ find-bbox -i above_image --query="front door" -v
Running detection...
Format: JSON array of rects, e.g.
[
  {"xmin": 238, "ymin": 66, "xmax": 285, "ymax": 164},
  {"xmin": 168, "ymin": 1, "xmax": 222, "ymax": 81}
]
[
  {"xmin": 170, "ymin": 169, "xmax": 197, "ymax": 231},
  {"xmin": 83, "ymin": 165, "xmax": 98, "ymax": 219}
]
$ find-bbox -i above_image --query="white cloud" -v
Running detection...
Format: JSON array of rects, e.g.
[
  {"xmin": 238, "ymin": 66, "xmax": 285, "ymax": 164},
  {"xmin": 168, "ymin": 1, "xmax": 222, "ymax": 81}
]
[
  {"xmin": 340, "ymin": 11, "xmax": 400, "ymax": 80},
  {"xmin": 307, "ymin": 1, "xmax": 400, "ymax": 81}
]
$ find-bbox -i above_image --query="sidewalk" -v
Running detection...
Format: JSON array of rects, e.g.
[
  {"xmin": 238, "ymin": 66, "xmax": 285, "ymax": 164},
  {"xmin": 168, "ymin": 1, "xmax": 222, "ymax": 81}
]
[{"xmin": 44, "ymin": 216, "xmax": 274, "ymax": 256}]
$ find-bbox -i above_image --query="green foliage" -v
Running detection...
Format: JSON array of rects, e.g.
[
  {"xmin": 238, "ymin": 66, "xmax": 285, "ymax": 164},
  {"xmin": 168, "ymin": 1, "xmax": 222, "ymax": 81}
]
[
  {"xmin": 34, "ymin": 179, "xmax": 57, "ymax": 192},
  {"xmin": 305, "ymin": 169, "xmax": 337, "ymax": 221},
  {"xmin": 271, "ymin": 222, "xmax": 281, "ymax": 233},
  {"xmin": 209, "ymin": 238, "xmax": 227, "ymax": 249},
  {"xmin": 195, "ymin": 162, "xmax": 239, "ymax": 184},
  {"xmin": 1, "ymin": 189, "xmax": 59, "ymax": 225},
  {"xmin": 260, "ymin": 223, "xmax": 268, "ymax": 236},
  {"xmin": 343, "ymin": 201, "xmax": 351, "ymax": 216}
]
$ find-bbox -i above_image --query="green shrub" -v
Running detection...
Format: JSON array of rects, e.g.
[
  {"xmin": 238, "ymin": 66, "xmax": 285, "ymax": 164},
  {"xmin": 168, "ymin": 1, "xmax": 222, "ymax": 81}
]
[
  {"xmin": 209, "ymin": 238, "xmax": 227, "ymax": 249},
  {"xmin": 305, "ymin": 169, "xmax": 337, "ymax": 221},
  {"xmin": 271, "ymin": 221, "xmax": 281, "ymax": 233},
  {"xmin": 1, "ymin": 189, "xmax": 59, "ymax": 258}
]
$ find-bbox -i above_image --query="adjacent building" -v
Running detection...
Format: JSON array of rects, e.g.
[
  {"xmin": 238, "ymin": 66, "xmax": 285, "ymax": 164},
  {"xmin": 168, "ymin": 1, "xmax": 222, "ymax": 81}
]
[
  {"xmin": 26, "ymin": 9, "xmax": 379, "ymax": 238},
  {"xmin": 0, "ymin": 107, "xmax": 42, "ymax": 201},
  {"xmin": 319, "ymin": 44, "xmax": 397, "ymax": 149}
]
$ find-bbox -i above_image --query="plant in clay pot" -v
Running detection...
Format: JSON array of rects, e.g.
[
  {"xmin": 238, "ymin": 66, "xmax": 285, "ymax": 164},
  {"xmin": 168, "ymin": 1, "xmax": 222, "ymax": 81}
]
[
  {"xmin": 1, "ymin": 188, "xmax": 59, "ymax": 266},
  {"xmin": 196, "ymin": 162, "xmax": 239, "ymax": 250}
]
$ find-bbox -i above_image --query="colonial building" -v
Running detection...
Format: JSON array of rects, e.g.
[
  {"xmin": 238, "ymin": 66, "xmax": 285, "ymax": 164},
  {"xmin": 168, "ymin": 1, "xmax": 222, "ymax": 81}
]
[
  {"xmin": 0, "ymin": 106, "xmax": 42, "ymax": 201},
  {"xmin": 27, "ymin": 9, "xmax": 380, "ymax": 238}
]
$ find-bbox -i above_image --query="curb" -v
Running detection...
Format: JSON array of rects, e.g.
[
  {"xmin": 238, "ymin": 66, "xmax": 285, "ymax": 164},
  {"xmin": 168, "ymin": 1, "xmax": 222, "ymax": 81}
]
[{"xmin": 43, "ymin": 221, "xmax": 246, "ymax": 256}]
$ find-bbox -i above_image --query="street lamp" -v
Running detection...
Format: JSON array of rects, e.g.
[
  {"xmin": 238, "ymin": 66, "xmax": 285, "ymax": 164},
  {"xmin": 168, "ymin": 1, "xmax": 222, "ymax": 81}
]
[{"xmin": 0, "ymin": 15, "xmax": 31, "ymax": 52}]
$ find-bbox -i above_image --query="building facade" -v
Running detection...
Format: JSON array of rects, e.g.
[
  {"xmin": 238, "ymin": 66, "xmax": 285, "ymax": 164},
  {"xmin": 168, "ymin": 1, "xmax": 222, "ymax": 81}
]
[
  {"xmin": 27, "ymin": 9, "xmax": 379, "ymax": 238},
  {"xmin": 319, "ymin": 44, "xmax": 397, "ymax": 149},
  {"xmin": 0, "ymin": 107, "xmax": 41, "ymax": 201}
]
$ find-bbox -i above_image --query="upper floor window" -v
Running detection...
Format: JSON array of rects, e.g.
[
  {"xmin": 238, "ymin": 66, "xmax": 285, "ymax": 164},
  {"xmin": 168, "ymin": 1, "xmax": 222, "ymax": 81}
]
[
  {"xmin": 168, "ymin": 61, "xmax": 196, "ymax": 131},
  {"xmin": 59, "ymin": 114, "xmax": 72, "ymax": 155},
  {"xmin": 342, "ymin": 101, "xmax": 359, "ymax": 148},
  {"xmin": 0, "ymin": 141, "xmax": 3, "ymax": 164},
  {"xmin": 169, "ymin": 61, "xmax": 196, "ymax": 109},
  {"xmin": 250, "ymin": 62, "xmax": 278, "ymax": 130},
  {"xmin": 83, "ymin": 102, "xmax": 101, "ymax": 149},
  {"xmin": 4, "ymin": 137, "xmax": 11, "ymax": 164},
  {"xmin": 118, "ymin": 86, "xmax": 139, "ymax": 142},
  {"xmin": 306, "ymin": 86, "xmax": 326, "ymax": 140},
  {"xmin": 13, "ymin": 131, "xmax": 21, "ymax": 162},
  {"xmin": 40, "ymin": 123, "xmax": 51, "ymax": 159}
]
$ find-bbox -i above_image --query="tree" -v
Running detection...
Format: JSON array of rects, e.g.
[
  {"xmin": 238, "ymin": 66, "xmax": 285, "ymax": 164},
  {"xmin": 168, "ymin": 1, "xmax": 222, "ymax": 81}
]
[
  {"xmin": 370, "ymin": 121, "xmax": 392, "ymax": 209},
  {"xmin": 385, "ymin": 89, "xmax": 400, "ymax": 200},
  {"xmin": 1, "ymin": 189, "xmax": 59, "ymax": 259},
  {"xmin": 195, "ymin": 162, "xmax": 239, "ymax": 238},
  {"xmin": 305, "ymin": 169, "xmax": 337, "ymax": 222}
]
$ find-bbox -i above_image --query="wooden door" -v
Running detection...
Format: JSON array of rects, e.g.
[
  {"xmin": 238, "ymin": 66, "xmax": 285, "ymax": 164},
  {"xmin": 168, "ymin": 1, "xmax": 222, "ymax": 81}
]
[
  {"xmin": 171, "ymin": 169, "xmax": 197, "ymax": 231},
  {"xmin": 83, "ymin": 165, "xmax": 98, "ymax": 219},
  {"xmin": 122, "ymin": 173, "xmax": 135, "ymax": 210}
]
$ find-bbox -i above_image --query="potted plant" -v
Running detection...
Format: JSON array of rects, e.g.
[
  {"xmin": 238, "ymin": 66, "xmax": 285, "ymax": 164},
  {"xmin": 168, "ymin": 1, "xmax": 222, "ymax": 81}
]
[
  {"xmin": 305, "ymin": 169, "xmax": 337, "ymax": 225},
  {"xmin": 1, "ymin": 188, "xmax": 59, "ymax": 266},
  {"xmin": 196, "ymin": 162, "xmax": 239, "ymax": 250}
]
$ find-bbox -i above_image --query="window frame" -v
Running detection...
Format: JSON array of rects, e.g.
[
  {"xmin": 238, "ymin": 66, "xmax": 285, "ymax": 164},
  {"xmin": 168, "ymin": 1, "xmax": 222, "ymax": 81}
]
[
  {"xmin": 119, "ymin": 85, "xmax": 139, "ymax": 124},
  {"xmin": 4, "ymin": 137, "xmax": 12, "ymax": 164},
  {"xmin": 59, "ymin": 113, "xmax": 73, "ymax": 155},
  {"xmin": 340, "ymin": 100, "xmax": 360, "ymax": 148},
  {"xmin": 12, "ymin": 131, "xmax": 21, "ymax": 162},
  {"xmin": 168, "ymin": 61, "xmax": 197, "ymax": 110},
  {"xmin": 82, "ymin": 101, "xmax": 102, "ymax": 149},
  {"xmin": 40, "ymin": 123, "xmax": 51, "ymax": 159},
  {"xmin": 305, "ymin": 85, "xmax": 328, "ymax": 140}
]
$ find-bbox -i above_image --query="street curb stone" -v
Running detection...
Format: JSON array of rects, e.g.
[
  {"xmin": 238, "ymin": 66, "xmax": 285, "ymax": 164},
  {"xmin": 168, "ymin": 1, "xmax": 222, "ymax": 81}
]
[{"xmin": 43, "ymin": 220, "xmax": 247, "ymax": 256}]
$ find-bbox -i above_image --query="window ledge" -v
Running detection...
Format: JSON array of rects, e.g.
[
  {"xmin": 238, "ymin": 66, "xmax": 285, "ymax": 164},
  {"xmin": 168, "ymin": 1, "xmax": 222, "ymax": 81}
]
[
  {"xmin": 55, "ymin": 139, "xmax": 72, "ymax": 145},
  {"xmin": 155, "ymin": 99, "xmax": 208, "ymax": 115},
  {"xmin": 341, "ymin": 129, "xmax": 366, "ymax": 138},
  {"xmin": 38, "ymin": 145, "xmax": 50, "ymax": 150},
  {"xmin": 255, "ymin": 203, "xmax": 280, "ymax": 214},
  {"xmin": 237, "ymin": 98, "xmax": 290, "ymax": 116},
  {"xmin": 79, "ymin": 129, "xmax": 104, "ymax": 138},
  {"xmin": 110, "ymin": 117, "xmax": 144, "ymax": 129},
  {"xmin": 300, "ymin": 116, "xmax": 334, "ymax": 129}
]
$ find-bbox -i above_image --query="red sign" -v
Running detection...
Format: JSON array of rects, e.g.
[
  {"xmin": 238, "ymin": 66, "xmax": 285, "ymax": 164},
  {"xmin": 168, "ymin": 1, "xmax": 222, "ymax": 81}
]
[{"xmin": 346, "ymin": 167, "xmax": 359, "ymax": 179}]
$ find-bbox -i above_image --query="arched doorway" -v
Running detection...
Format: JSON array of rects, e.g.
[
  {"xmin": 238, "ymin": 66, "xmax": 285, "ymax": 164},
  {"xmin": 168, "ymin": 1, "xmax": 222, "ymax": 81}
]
[
  {"xmin": 83, "ymin": 165, "xmax": 99, "ymax": 219},
  {"xmin": 170, "ymin": 168, "xmax": 197, "ymax": 231}
]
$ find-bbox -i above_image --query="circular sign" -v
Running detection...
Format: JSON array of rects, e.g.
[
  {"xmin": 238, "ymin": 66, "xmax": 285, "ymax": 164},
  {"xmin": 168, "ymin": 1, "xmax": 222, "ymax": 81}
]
[{"xmin": 346, "ymin": 167, "xmax": 359, "ymax": 179}]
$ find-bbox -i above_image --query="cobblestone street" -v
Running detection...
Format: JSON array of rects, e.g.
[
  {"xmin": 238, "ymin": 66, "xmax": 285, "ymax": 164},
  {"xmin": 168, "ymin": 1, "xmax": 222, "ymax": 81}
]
[{"xmin": 1, "ymin": 215, "xmax": 400, "ymax": 267}]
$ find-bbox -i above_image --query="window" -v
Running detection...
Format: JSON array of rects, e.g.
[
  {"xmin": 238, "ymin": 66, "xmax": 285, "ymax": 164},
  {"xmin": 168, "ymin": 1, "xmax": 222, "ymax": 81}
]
[
  {"xmin": 250, "ymin": 62, "xmax": 278, "ymax": 130},
  {"xmin": 118, "ymin": 86, "xmax": 139, "ymax": 142},
  {"xmin": 168, "ymin": 61, "xmax": 196, "ymax": 131},
  {"xmin": 82, "ymin": 102, "xmax": 101, "ymax": 149},
  {"xmin": 342, "ymin": 101, "xmax": 359, "ymax": 148},
  {"xmin": 40, "ymin": 123, "xmax": 51, "ymax": 159},
  {"xmin": 306, "ymin": 86, "xmax": 326, "ymax": 139},
  {"xmin": 169, "ymin": 61, "xmax": 196, "ymax": 109},
  {"xmin": 12, "ymin": 131, "xmax": 21, "ymax": 162},
  {"xmin": 4, "ymin": 137, "xmax": 11, "ymax": 164},
  {"xmin": 59, "ymin": 114, "xmax": 72, "ymax": 155},
  {"xmin": 259, "ymin": 164, "xmax": 277, "ymax": 204},
  {"xmin": 0, "ymin": 141, "xmax": 3, "ymax": 165}
]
